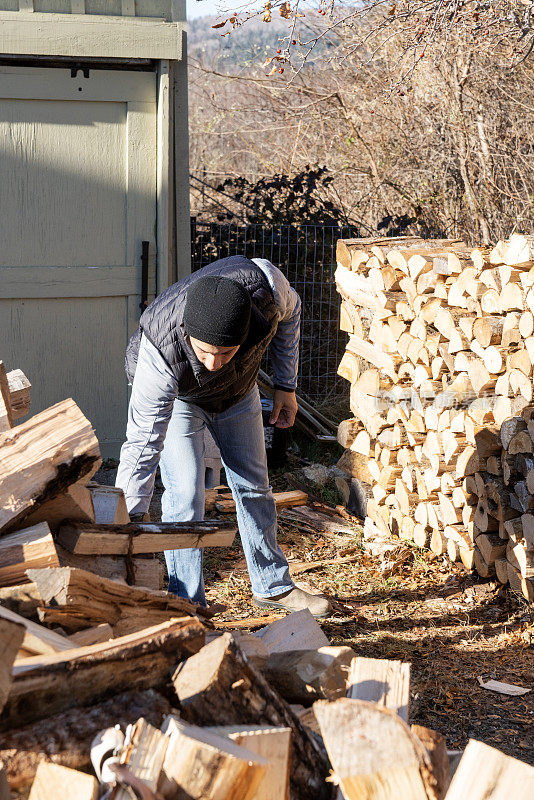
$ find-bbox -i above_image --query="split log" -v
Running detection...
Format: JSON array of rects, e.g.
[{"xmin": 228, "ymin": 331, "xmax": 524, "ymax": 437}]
[
  {"xmin": 28, "ymin": 566, "xmax": 207, "ymax": 635},
  {"xmin": 507, "ymin": 431, "xmax": 534, "ymax": 455},
  {"xmin": 495, "ymin": 558, "xmax": 509, "ymax": 585},
  {"xmin": 23, "ymin": 484, "xmax": 95, "ymax": 533},
  {"xmin": 474, "ymin": 498, "xmax": 499, "ymax": 533},
  {"xmin": 345, "ymin": 334, "xmax": 398, "ymax": 381},
  {"xmin": 0, "ymin": 523, "xmax": 59, "ymax": 586},
  {"xmin": 229, "ymin": 631, "xmax": 269, "ymax": 670},
  {"xmin": 28, "ymin": 762, "xmax": 98, "ymax": 800},
  {"xmin": 216, "ymin": 490, "xmax": 308, "ymax": 513},
  {"xmin": 254, "ymin": 608, "xmax": 330, "ymax": 653},
  {"xmin": 411, "ymin": 726, "xmax": 450, "ymax": 800},
  {"xmin": 474, "ymin": 427, "xmax": 501, "ymax": 459},
  {"xmin": 0, "ymin": 399, "xmax": 101, "ymax": 533},
  {"xmin": 521, "ymin": 513, "xmax": 534, "ymax": 548},
  {"xmin": 507, "ymin": 562, "xmax": 534, "ymax": 601},
  {"xmin": 337, "ymin": 419, "xmax": 361, "ymax": 449},
  {"xmin": 338, "ymin": 351, "xmax": 360, "ymax": 383},
  {"xmin": 500, "ymin": 417, "xmax": 528, "ymax": 450},
  {"xmin": 172, "ymin": 632, "xmax": 329, "ymax": 800},
  {"xmin": 56, "ymin": 544, "xmax": 163, "ymax": 591},
  {"xmin": 444, "ymin": 739, "xmax": 534, "ymax": 800},
  {"xmin": 6, "ymin": 368, "xmax": 31, "ymax": 421},
  {"xmin": 0, "ymin": 582, "xmax": 40, "ymax": 619},
  {"xmin": 346, "ymin": 657, "xmax": 411, "ymax": 722},
  {"xmin": 484, "ymin": 477, "xmax": 518, "ymax": 523},
  {"xmin": 0, "ymin": 604, "xmax": 72, "ymax": 656},
  {"xmin": 1, "ymin": 617, "xmax": 205, "ymax": 730},
  {"xmin": 158, "ymin": 716, "xmax": 268, "ymax": 800},
  {"xmin": 0, "ymin": 617, "xmax": 25, "ymax": 713},
  {"xmin": 208, "ymin": 725, "xmax": 291, "ymax": 800},
  {"xmin": 112, "ymin": 717, "xmax": 169, "ymax": 800},
  {"xmin": 459, "ymin": 546, "xmax": 475, "ymax": 570},
  {"xmin": 474, "ymin": 533, "xmax": 506, "ymax": 564},
  {"xmin": 0, "ymin": 689, "xmax": 171, "ymax": 791},
  {"xmin": 68, "ymin": 623, "xmax": 113, "ymax": 647},
  {"xmin": 262, "ymin": 646, "xmax": 356, "ymax": 705},
  {"xmin": 473, "ymin": 547, "xmax": 495, "ymax": 578},
  {"xmin": 88, "ymin": 483, "xmax": 130, "ymax": 524},
  {"xmin": 336, "ymin": 449, "xmax": 374, "ymax": 484},
  {"xmin": 0, "ymin": 363, "xmax": 13, "ymax": 432},
  {"xmin": 472, "ymin": 317, "xmax": 504, "ymax": 348},
  {"xmin": 430, "ymin": 531, "xmax": 447, "ymax": 557},
  {"xmin": 57, "ymin": 520, "xmax": 237, "ymax": 555},
  {"xmin": 513, "ymin": 480, "xmax": 534, "ymax": 513},
  {"xmin": 340, "ymin": 301, "xmax": 363, "ymax": 336},
  {"xmin": 506, "ymin": 540, "xmax": 534, "ymax": 579},
  {"xmin": 314, "ymin": 698, "xmax": 438, "ymax": 800}
]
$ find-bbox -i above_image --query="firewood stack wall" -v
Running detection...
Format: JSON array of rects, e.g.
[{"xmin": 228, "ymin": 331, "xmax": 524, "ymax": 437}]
[{"xmin": 334, "ymin": 234, "xmax": 534, "ymax": 601}]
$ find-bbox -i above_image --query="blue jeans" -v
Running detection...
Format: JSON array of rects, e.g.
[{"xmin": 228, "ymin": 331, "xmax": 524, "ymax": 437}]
[{"xmin": 160, "ymin": 385, "xmax": 293, "ymax": 605}]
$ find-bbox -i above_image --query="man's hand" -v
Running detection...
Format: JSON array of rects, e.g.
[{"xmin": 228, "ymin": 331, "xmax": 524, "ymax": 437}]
[{"xmin": 270, "ymin": 389, "xmax": 298, "ymax": 429}]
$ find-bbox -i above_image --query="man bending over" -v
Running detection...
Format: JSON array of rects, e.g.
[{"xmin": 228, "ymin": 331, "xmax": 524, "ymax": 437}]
[{"xmin": 116, "ymin": 254, "xmax": 332, "ymax": 618}]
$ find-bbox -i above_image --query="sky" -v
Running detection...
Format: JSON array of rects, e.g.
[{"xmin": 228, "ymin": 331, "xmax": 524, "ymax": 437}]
[{"xmin": 186, "ymin": 0, "xmax": 234, "ymax": 18}]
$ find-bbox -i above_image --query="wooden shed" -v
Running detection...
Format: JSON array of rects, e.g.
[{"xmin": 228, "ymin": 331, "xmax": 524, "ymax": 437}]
[{"xmin": 0, "ymin": 0, "xmax": 190, "ymax": 457}]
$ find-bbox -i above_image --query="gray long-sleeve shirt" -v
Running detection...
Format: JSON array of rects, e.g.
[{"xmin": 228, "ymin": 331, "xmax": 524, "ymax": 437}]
[{"xmin": 116, "ymin": 259, "xmax": 301, "ymax": 514}]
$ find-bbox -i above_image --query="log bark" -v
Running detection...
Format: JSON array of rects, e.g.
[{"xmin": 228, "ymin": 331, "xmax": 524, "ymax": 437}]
[
  {"xmin": 0, "ymin": 523, "xmax": 59, "ymax": 586},
  {"xmin": 28, "ymin": 566, "xmax": 207, "ymax": 635},
  {"xmin": 0, "ymin": 768, "xmax": 8, "ymax": 800},
  {"xmin": 474, "ymin": 427, "xmax": 501, "ymax": 459},
  {"xmin": 500, "ymin": 417, "xmax": 528, "ymax": 450},
  {"xmin": 0, "ymin": 582, "xmax": 40, "ymax": 619},
  {"xmin": 262, "ymin": 646, "xmax": 356, "ymax": 705},
  {"xmin": 172, "ymin": 632, "xmax": 330, "ymax": 800},
  {"xmin": 0, "ymin": 362, "xmax": 13, "ymax": 432},
  {"xmin": 0, "ymin": 617, "xmax": 25, "ymax": 713},
  {"xmin": 1, "ymin": 617, "xmax": 204, "ymax": 730},
  {"xmin": 0, "ymin": 399, "xmax": 101, "ymax": 533},
  {"xmin": 410, "ymin": 726, "xmax": 450, "ymax": 800},
  {"xmin": 57, "ymin": 520, "xmax": 238, "ymax": 555},
  {"xmin": 23, "ymin": 484, "xmax": 95, "ymax": 533},
  {"xmin": 0, "ymin": 689, "xmax": 171, "ymax": 790}
]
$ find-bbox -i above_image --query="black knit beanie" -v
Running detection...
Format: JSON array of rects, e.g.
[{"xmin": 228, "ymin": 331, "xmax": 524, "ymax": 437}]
[{"xmin": 183, "ymin": 276, "xmax": 252, "ymax": 347}]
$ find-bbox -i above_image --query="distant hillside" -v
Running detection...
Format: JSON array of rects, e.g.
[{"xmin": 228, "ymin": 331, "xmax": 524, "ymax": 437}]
[{"xmin": 188, "ymin": 13, "xmax": 326, "ymax": 70}]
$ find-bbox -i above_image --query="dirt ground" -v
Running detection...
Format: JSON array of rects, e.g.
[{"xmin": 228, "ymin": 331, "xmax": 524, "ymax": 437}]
[
  {"xmin": 99, "ymin": 441, "xmax": 534, "ymax": 765},
  {"xmin": 205, "ymin": 521, "xmax": 534, "ymax": 763}
]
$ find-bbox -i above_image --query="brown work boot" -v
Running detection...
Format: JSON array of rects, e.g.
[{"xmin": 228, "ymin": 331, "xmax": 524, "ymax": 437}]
[{"xmin": 253, "ymin": 587, "xmax": 332, "ymax": 618}]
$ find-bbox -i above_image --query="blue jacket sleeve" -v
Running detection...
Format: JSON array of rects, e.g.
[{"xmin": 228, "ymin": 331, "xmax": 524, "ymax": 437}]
[{"xmin": 252, "ymin": 258, "xmax": 301, "ymax": 391}]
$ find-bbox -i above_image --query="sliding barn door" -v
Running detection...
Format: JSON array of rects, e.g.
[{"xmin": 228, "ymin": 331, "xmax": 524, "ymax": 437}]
[{"xmin": 0, "ymin": 66, "xmax": 157, "ymax": 457}]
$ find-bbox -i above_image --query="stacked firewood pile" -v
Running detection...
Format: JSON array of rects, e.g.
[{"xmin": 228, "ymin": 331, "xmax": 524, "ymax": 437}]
[
  {"xmin": 334, "ymin": 234, "xmax": 534, "ymax": 601},
  {"xmin": 1, "ymin": 358, "xmax": 534, "ymax": 798}
]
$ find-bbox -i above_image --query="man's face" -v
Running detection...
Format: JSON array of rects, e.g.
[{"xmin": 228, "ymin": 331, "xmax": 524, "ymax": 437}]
[{"xmin": 189, "ymin": 337, "xmax": 240, "ymax": 372}]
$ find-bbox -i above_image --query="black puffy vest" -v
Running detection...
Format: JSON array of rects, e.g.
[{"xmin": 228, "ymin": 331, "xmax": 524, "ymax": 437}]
[{"xmin": 125, "ymin": 255, "xmax": 279, "ymax": 413}]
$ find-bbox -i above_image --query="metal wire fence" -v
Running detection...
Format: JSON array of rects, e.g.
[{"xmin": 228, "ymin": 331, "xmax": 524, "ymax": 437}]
[{"xmin": 191, "ymin": 219, "xmax": 359, "ymax": 402}]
